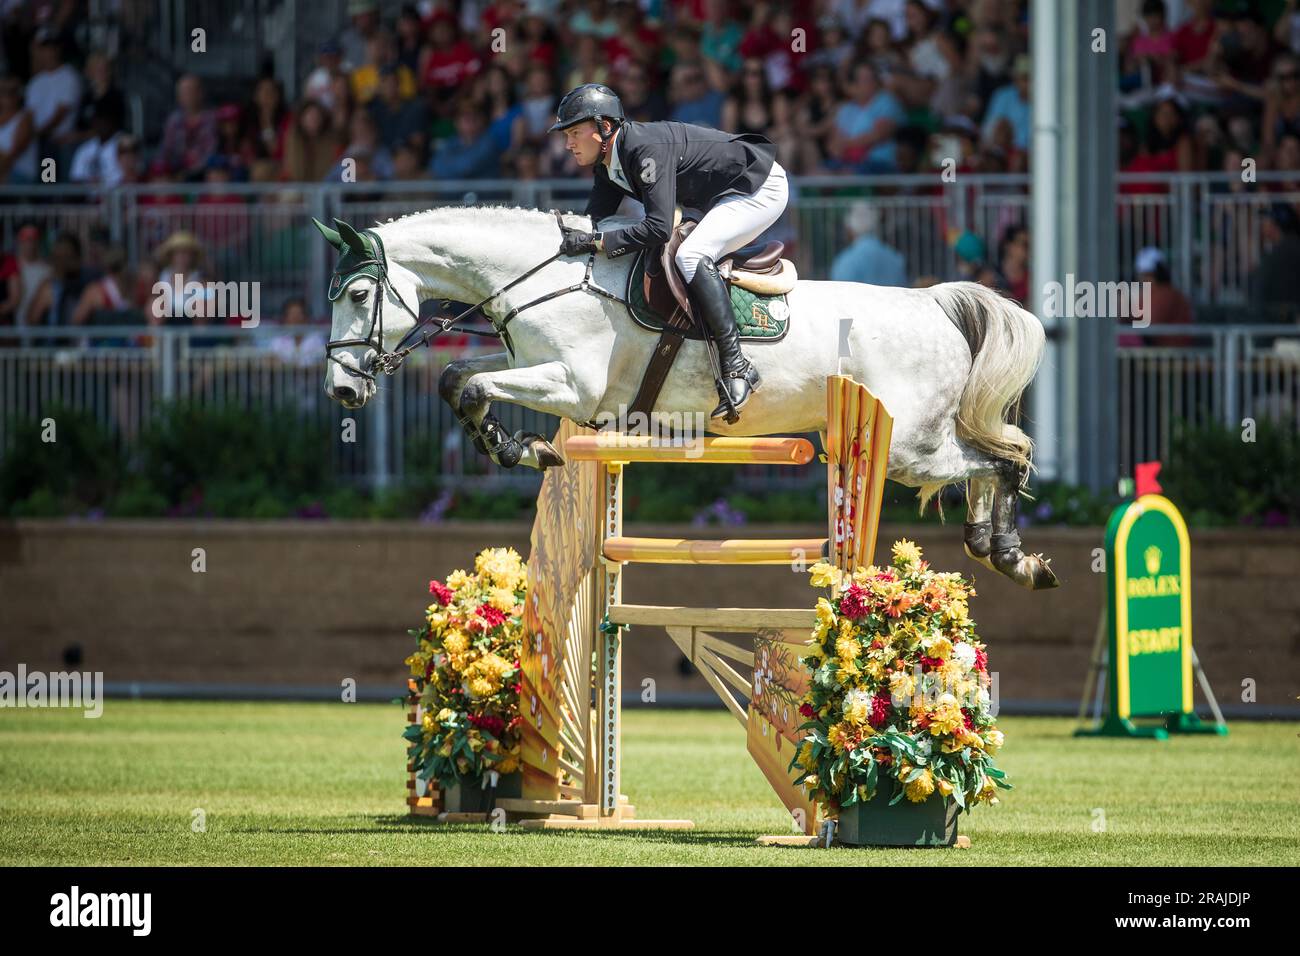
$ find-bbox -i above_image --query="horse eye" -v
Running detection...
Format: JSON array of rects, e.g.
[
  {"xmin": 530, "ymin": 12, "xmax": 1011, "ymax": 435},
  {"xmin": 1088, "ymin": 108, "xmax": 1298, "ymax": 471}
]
[{"xmin": 349, "ymin": 287, "xmax": 368, "ymax": 303}]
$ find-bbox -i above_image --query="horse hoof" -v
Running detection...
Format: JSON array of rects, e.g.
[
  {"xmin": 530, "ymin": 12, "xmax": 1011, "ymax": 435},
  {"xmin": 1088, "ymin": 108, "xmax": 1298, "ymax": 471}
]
[
  {"xmin": 518, "ymin": 431, "xmax": 566, "ymax": 470},
  {"xmin": 963, "ymin": 542, "xmax": 997, "ymax": 574},
  {"xmin": 991, "ymin": 547, "xmax": 1061, "ymax": 590}
]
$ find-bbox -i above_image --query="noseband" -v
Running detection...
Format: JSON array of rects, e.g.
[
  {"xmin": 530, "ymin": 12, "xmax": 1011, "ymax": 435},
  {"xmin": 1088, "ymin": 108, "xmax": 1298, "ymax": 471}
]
[{"xmin": 324, "ymin": 209, "xmax": 622, "ymax": 380}]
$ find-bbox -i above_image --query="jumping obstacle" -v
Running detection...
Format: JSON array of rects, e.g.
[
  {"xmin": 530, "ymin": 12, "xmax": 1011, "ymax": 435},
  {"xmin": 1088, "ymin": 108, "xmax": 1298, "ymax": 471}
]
[{"xmin": 498, "ymin": 375, "xmax": 894, "ymax": 831}]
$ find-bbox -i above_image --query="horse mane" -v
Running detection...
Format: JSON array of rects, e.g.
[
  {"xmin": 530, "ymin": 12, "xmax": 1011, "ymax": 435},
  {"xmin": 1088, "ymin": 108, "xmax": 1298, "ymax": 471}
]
[{"xmin": 370, "ymin": 203, "xmax": 639, "ymax": 234}]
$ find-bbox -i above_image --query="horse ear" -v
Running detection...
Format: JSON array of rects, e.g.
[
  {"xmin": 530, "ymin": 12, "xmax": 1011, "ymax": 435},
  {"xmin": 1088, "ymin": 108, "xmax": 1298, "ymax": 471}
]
[
  {"xmin": 312, "ymin": 217, "xmax": 345, "ymax": 251},
  {"xmin": 333, "ymin": 218, "xmax": 368, "ymax": 256}
]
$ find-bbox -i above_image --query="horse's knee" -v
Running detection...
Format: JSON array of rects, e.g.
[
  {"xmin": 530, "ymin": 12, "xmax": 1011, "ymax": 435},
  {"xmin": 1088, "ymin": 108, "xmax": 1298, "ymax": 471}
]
[
  {"xmin": 457, "ymin": 377, "xmax": 489, "ymax": 415},
  {"xmin": 438, "ymin": 362, "xmax": 468, "ymax": 406}
]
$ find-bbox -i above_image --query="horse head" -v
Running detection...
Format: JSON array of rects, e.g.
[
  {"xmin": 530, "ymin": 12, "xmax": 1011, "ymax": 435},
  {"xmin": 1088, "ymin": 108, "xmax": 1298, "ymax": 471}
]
[{"xmin": 313, "ymin": 216, "xmax": 422, "ymax": 409}]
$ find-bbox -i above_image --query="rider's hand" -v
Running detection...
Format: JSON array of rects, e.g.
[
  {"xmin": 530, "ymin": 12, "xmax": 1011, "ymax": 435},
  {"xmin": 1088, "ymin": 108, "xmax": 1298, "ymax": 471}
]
[{"xmin": 560, "ymin": 229, "xmax": 601, "ymax": 256}]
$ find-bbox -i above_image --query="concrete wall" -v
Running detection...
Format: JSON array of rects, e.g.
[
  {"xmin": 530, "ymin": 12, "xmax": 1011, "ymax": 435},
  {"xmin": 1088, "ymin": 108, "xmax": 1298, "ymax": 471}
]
[{"xmin": 1, "ymin": 520, "xmax": 1296, "ymax": 715}]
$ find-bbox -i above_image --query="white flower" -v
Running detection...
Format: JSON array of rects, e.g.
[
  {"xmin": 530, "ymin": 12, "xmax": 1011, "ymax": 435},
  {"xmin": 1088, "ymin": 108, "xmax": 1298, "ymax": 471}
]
[
  {"xmin": 915, "ymin": 736, "xmax": 933, "ymax": 756},
  {"xmin": 842, "ymin": 688, "xmax": 873, "ymax": 713},
  {"xmin": 977, "ymin": 686, "xmax": 991, "ymax": 709},
  {"xmin": 952, "ymin": 642, "xmax": 977, "ymax": 671}
]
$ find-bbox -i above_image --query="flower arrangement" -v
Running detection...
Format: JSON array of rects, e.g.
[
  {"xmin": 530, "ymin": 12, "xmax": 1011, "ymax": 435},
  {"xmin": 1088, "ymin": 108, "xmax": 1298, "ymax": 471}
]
[
  {"xmin": 401, "ymin": 547, "xmax": 526, "ymax": 790},
  {"xmin": 791, "ymin": 539, "xmax": 1012, "ymax": 815}
]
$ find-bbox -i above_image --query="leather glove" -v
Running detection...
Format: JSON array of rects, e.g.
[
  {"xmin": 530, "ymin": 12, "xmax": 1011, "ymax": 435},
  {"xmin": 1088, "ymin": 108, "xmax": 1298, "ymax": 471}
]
[{"xmin": 560, "ymin": 229, "xmax": 600, "ymax": 256}]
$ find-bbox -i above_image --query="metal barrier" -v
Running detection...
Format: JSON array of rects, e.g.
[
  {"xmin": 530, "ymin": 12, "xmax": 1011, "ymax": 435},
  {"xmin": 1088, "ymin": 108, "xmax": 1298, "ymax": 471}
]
[
  {"xmin": 1117, "ymin": 325, "xmax": 1300, "ymax": 475},
  {"xmin": 4, "ymin": 173, "xmax": 1300, "ymax": 317},
  {"xmin": 4, "ymin": 324, "xmax": 1297, "ymax": 494}
]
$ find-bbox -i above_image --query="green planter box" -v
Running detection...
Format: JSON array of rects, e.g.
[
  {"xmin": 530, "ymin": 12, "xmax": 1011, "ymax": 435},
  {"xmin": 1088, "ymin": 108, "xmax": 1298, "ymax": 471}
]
[
  {"xmin": 443, "ymin": 772, "xmax": 523, "ymax": 814},
  {"xmin": 835, "ymin": 781, "xmax": 961, "ymax": 847}
]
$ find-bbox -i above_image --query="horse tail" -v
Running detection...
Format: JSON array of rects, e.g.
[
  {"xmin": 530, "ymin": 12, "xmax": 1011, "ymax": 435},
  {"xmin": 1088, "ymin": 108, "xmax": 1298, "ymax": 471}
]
[{"xmin": 928, "ymin": 281, "xmax": 1045, "ymax": 474}]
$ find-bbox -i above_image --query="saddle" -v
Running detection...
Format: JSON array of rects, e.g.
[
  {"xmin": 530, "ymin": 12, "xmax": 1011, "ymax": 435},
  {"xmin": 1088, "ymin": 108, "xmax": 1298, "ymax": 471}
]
[
  {"xmin": 628, "ymin": 208, "xmax": 798, "ymax": 422},
  {"xmin": 642, "ymin": 208, "xmax": 797, "ymax": 324}
]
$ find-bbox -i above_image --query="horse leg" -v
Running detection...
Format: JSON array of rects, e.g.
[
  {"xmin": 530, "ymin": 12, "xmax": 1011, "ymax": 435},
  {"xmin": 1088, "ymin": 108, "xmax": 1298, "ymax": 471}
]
[
  {"xmin": 438, "ymin": 352, "xmax": 512, "ymax": 458},
  {"xmin": 988, "ymin": 457, "xmax": 1060, "ymax": 590},
  {"xmin": 963, "ymin": 477, "xmax": 997, "ymax": 574},
  {"xmin": 457, "ymin": 360, "xmax": 585, "ymax": 470}
]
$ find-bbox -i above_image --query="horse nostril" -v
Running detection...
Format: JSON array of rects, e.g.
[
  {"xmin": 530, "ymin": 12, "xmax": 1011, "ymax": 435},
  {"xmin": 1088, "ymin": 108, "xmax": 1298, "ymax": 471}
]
[{"xmin": 335, "ymin": 385, "xmax": 357, "ymax": 403}]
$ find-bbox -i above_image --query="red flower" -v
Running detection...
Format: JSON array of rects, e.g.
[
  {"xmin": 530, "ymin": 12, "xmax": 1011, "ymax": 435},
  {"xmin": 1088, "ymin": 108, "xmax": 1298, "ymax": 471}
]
[
  {"xmin": 799, "ymin": 702, "xmax": 816, "ymax": 718},
  {"xmin": 869, "ymin": 690, "xmax": 891, "ymax": 727},
  {"xmin": 429, "ymin": 579, "xmax": 455, "ymax": 605},
  {"xmin": 475, "ymin": 603, "xmax": 507, "ymax": 629},
  {"xmin": 961, "ymin": 708, "xmax": 974, "ymax": 730},
  {"xmin": 975, "ymin": 648, "xmax": 988, "ymax": 673},
  {"xmin": 468, "ymin": 713, "xmax": 506, "ymax": 736},
  {"xmin": 838, "ymin": 584, "xmax": 871, "ymax": 620},
  {"xmin": 919, "ymin": 655, "xmax": 944, "ymax": 672}
]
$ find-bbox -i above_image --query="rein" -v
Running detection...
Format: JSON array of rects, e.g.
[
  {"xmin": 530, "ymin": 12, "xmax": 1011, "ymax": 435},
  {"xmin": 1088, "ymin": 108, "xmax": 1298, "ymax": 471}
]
[{"xmin": 324, "ymin": 209, "xmax": 622, "ymax": 380}]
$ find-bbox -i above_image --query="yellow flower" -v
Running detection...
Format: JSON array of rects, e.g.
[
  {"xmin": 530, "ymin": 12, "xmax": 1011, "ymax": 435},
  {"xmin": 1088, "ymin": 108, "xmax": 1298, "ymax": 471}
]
[
  {"xmin": 891, "ymin": 538, "xmax": 923, "ymax": 568},
  {"xmin": 812, "ymin": 597, "xmax": 837, "ymax": 640},
  {"xmin": 475, "ymin": 547, "xmax": 525, "ymax": 589},
  {"xmin": 446, "ymin": 569, "xmax": 473, "ymax": 592},
  {"xmin": 977, "ymin": 778, "xmax": 999, "ymax": 804},
  {"xmin": 937, "ymin": 659, "xmax": 964, "ymax": 688},
  {"xmin": 904, "ymin": 767, "xmax": 935, "ymax": 802},
  {"xmin": 834, "ymin": 634, "xmax": 859, "ymax": 663},
  {"xmin": 864, "ymin": 660, "xmax": 885, "ymax": 681},
  {"xmin": 940, "ymin": 600, "xmax": 971, "ymax": 630},
  {"xmin": 405, "ymin": 652, "xmax": 427, "ymax": 678},
  {"xmin": 827, "ymin": 721, "xmax": 854, "ymax": 753},
  {"xmin": 841, "ymin": 691, "xmax": 872, "ymax": 727},
  {"xmin": 928, "ymin": 693, "xmax": 965, "ymax": 736},
  {"xmin": 925, "ymin": 635, "xmax": 953, "ymax": 660},
  {"xmin": 797, "ymin": 740, "xmax": 817, "ymax": 769},
  {"xmin": 426, "ymin": 608, "xmax": 448, "ymax": 629},
  {"xmin": 442, "ymin": 630, "xmax": 469, "ymax": 656},
  {"xmin": 436, "ymin": 707, "xmax": 455, "ymax": 722},
  {"xmin": 889, "ymin": 669, "xmax": 916, "ymax": 700},
  {"xmin": 835, "ymin": 661, "xmax": 862, "ymax": 684},
  {"xmin": 935, "ymin": 777, "xmax": 954, "ymax": 797},
  {"xmin": 421, "ymin": 711, "xmax": 435, "ymax": 732},
  {"xmin": 488, "ymin": 586, "xmax": 518, "ymax": 612},
  {"xmin": 467, "ymin": 676, "xmax": 498, "ymax": 698},
  {"xmin": 983, "ymin": 729, "xmax": 1004, "ymax": 755},
  {"xmin": 808, "ymin": 561, "xmax": 842, "ymax": 589}
]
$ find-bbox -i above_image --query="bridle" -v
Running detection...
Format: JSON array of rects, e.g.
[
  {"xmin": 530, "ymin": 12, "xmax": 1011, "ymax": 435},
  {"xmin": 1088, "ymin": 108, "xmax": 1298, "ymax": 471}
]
[{"xmin": 324, "ymin": 209, "xmax": 622, "ymax": 381}]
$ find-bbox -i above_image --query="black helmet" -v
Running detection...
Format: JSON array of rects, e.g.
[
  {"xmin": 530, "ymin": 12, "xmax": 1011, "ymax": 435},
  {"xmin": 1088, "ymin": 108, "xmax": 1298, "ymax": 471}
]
[{"xmin": 548, "ymin": 83, "xmax": 625, "ymax": 136}]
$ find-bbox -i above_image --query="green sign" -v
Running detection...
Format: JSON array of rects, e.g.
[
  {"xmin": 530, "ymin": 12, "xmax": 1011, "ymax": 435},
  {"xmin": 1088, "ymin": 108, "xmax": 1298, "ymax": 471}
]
[{"xmin": 1079, "ymin": 494, "xmax": 1226, "ymax": 738}]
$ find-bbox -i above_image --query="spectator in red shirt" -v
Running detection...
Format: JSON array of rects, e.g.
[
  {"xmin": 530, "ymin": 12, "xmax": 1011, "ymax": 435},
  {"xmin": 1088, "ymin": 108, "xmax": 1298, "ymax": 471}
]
[
  {"xmin": 419, "ymin": 14, "xmax": 483, "ymax": 93},
  {"xmin": 1128, "ymin": 246, "xmax": 1195, "ymax": 347},
  {"xmin": 1173, "ymin": 0, "xmax": 1218, "ymax": 70}
]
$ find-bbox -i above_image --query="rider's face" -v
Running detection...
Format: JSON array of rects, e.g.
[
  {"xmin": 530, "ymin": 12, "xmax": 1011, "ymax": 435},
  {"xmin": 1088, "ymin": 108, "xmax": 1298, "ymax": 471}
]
[{"xmin": 563, "ymin": 120, "xmax": 606, "ymax": 167}]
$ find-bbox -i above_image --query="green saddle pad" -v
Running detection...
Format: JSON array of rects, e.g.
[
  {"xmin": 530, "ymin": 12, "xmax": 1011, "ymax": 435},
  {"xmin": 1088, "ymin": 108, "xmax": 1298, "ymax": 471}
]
[{"xmin": 624, "ymin": 248, "xmax": 790, "ymax": 342}]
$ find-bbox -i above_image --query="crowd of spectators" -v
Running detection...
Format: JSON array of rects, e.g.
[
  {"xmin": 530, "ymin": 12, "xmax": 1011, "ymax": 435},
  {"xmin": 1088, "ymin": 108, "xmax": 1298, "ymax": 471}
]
[{"xmin": 2, "ymin": 0, "xmax": 1300, "ymax": 339}]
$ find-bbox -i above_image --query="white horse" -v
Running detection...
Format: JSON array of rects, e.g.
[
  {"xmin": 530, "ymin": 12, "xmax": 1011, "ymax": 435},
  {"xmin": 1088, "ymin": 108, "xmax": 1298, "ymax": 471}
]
[{"xmin": 315, "ymin": 204, "xmax": 1057, "ymax": 589}]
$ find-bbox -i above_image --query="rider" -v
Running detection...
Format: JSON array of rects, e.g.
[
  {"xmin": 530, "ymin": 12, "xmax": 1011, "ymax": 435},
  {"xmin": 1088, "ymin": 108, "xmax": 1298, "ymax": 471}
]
[{"xmin": 550, "ymin": 82, "xmax": 789, "ymax": 421}]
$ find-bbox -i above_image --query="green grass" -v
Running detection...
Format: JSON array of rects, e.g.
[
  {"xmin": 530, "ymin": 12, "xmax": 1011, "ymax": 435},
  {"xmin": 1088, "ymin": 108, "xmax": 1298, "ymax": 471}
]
[{"xmin": 1, "ymin": 702, "xmax": 1297, "ymax": 866}]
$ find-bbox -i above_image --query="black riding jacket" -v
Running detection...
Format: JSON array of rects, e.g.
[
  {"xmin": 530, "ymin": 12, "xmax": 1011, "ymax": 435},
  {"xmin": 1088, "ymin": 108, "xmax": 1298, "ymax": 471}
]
[{"xmin": 584, "ymin": 120, "xmax": 778, "ymax": 259}]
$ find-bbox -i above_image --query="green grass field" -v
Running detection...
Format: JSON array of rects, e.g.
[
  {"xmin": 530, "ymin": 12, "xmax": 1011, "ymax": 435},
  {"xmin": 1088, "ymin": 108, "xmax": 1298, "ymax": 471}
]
[{"xmin": 1, "ymin": 701, "xmax": 1296, "ymax": 866}]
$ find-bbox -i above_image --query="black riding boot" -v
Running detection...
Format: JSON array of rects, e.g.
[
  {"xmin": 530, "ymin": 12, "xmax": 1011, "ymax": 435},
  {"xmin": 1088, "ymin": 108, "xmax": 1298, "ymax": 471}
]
[{"xmin": 686, "ymin": 256, "xmax": 761, "ymax": 421}]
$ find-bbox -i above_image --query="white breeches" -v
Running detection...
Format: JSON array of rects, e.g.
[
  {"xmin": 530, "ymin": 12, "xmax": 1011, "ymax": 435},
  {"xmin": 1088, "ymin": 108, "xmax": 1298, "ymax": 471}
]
[{"xmin": 674, "ymin": 160, "xmax": 789, "ymax": 283}]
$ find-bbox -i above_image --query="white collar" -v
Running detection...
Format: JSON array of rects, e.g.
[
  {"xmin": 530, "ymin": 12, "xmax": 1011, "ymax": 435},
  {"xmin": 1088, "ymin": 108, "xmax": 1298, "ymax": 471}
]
[{"xmin": 605, "ymin": 126, "xmax": 631, "ymax": 190}]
